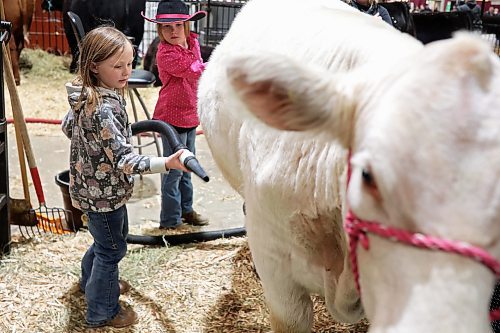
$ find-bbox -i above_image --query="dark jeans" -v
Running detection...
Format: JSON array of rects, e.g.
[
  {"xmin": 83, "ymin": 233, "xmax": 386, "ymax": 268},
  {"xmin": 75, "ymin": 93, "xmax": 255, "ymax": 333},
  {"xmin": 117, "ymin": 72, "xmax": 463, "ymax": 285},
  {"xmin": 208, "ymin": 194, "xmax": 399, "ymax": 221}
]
[
  {"xmin": 159, "ymin": 128, "xmax": 196, "ymax": 228},
  {"xmin": 81, "ymin": 205, "xmax": 128, "ymax": 326}
]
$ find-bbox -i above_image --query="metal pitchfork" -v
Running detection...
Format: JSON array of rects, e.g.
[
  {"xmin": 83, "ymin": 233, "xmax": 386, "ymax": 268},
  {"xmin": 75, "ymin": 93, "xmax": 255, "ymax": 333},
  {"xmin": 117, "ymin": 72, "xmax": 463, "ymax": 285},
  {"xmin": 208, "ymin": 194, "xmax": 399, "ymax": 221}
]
[{"xmin": 1, "ymin": 38, "xmax": 75, "ymax": 238}]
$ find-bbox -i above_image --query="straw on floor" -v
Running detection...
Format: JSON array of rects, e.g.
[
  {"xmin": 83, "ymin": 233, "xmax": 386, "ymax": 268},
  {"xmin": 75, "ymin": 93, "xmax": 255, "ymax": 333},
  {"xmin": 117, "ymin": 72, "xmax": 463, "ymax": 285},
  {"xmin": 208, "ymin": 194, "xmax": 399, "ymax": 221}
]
[{"xmin": 0, "ymin": 232, "xmax": 369, "ymax": 332}]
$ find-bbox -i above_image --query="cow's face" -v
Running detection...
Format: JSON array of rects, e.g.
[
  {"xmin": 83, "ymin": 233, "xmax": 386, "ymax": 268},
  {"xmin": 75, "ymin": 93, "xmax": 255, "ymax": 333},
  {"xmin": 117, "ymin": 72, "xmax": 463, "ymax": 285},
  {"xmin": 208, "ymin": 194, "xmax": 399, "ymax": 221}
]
[
  {"xmin": 41, "ymin": 0, "xmax": 63, "ymax": 12},
  {"xmin": 226, "ymin": 33, "xmax": 499, "ymax": 332},
  {"xmin": 345, "ymin": 35, "xmax": 499, "ymax": 331}
]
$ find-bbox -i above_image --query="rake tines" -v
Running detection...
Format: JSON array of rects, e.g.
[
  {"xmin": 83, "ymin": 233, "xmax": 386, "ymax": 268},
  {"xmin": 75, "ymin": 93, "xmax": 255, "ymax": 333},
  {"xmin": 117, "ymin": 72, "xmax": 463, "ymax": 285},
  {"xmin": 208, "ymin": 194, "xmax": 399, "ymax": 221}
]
[
  {"xmin": 12, "ymin": 207, "xmax": 76, "ymax": 238},
  {"xmin": 31, "ymin": 205, "xmax": 76, "ymax": 235}
]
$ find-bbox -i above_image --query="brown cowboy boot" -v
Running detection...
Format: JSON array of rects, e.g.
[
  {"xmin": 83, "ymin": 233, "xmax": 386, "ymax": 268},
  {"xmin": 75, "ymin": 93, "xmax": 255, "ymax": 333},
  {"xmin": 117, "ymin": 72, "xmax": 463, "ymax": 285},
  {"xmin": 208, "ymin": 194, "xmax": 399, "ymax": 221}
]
[
  {"xmin": 118, "ymin": 279, "xmax": 131, "ymax": 294},
  {"xmin": 182, "ymin": 211, "xmax": 209, "ymax": 226},
  {"xmin": 87, "ymin": 306, "xmax": 138, "ymax": 328}
]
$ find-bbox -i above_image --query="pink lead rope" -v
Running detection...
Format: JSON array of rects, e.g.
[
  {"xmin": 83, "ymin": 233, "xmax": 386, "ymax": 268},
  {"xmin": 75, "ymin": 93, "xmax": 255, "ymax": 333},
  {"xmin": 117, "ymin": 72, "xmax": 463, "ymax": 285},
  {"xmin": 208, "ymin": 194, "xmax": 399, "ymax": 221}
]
[{"xmin": 344, "ymin": 151, "xmax": 500, "ymax": 321}]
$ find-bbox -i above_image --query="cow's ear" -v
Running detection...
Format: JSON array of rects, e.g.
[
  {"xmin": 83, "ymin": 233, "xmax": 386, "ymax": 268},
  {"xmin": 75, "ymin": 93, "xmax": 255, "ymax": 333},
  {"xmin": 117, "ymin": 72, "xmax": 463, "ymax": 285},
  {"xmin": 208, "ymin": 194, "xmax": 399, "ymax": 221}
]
[
  {"xmin": 445, "ymin": 33, "xmax": 494, "ymax": 91},
  {"xmin": 227, "ymin": 54, "xmax": 356, "ymax": 148}
]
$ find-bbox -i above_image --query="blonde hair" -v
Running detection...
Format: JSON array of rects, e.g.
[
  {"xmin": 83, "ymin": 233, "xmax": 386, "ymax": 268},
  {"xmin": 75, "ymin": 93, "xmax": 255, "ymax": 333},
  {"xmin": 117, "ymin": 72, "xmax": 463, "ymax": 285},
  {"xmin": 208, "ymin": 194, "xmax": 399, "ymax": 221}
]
[
  {"xmin": 75, "ymin": 26, "xmax": 133, "ymax": 110},
  {"xmin": 156, "ymin": 22, "xmax": 191, "ymax": 43}
]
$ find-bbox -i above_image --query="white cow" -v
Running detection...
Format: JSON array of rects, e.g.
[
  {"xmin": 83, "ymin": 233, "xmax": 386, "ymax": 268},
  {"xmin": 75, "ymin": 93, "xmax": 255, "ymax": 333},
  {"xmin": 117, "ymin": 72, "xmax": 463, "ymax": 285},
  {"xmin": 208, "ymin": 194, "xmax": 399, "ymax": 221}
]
[{"xmin": 198, "ymin": 0, "xmax": 500, "ymax": 332}]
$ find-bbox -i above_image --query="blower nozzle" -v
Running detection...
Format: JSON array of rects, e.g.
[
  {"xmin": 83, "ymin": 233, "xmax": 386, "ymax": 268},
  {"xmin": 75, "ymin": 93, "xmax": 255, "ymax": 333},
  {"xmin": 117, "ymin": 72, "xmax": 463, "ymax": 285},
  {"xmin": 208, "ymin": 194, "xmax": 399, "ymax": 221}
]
[
  {"xmin": 180, "ymin": 150, "xmax": 210, "ymax": 182},
  {"xmin": 131, "ymin": 120, "xmax": 210, "ymax": 182}
]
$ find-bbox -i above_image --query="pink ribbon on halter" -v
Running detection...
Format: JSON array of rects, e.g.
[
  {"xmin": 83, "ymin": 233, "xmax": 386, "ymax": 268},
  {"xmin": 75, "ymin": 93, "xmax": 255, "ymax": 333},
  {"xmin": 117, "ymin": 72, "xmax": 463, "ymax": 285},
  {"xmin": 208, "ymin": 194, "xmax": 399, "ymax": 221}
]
[{"xmin": 344, "ymin": 151, "xmax": 500, "ymax": 322}]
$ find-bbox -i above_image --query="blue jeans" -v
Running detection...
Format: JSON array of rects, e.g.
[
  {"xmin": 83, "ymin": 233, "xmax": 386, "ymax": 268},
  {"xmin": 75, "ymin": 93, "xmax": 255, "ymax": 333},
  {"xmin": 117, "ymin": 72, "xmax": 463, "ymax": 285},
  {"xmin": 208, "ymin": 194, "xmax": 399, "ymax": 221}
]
[
  {"xmin": 81, "ymin": 205, "xmax": 128, "ymax": 326},
  {"xmin": 160, "ymin": 128, "xmax": 196, "ymax": 228}
]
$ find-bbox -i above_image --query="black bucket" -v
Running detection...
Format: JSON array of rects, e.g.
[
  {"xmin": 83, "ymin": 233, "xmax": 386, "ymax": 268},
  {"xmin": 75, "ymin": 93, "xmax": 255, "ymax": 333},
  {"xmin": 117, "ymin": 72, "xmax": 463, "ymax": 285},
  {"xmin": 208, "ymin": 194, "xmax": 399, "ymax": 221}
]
[{"xmin": 55, "ymin": 170, "xmax": 84, "ymax": 230}]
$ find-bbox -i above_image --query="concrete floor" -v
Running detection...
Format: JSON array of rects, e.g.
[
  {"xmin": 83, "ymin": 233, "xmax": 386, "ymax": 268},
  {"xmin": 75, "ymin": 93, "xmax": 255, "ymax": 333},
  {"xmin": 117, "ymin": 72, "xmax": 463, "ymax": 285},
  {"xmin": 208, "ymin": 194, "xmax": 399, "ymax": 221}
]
[{"xmin": 7, "ymin": 129, "xmax": 245, "ymax": 237}]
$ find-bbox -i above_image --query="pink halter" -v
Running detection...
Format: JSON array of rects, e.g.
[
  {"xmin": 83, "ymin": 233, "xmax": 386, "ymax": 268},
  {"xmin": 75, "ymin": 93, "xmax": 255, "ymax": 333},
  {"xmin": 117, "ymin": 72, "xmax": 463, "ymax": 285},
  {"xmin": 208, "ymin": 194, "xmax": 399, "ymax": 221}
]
[{"xmin": 344, "ymin": 151, "xmax": 500, "ymax": 321}]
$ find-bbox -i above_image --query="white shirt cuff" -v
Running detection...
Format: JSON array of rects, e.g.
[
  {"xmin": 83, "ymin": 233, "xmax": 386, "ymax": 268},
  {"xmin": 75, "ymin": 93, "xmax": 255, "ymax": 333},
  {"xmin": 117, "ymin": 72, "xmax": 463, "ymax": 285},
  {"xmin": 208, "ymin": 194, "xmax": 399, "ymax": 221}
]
[{"xmin": 150, "ymin": 157, "xmax": 169, "ymax": 173}]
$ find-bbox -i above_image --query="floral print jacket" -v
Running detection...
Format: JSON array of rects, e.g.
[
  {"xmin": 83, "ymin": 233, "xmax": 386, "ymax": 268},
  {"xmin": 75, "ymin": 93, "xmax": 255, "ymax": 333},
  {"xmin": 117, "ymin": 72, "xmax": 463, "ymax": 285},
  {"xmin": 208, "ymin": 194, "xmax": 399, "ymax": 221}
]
[{"xmin": 62, "ymin": 83, "xmax": 169, "ymax": 212}]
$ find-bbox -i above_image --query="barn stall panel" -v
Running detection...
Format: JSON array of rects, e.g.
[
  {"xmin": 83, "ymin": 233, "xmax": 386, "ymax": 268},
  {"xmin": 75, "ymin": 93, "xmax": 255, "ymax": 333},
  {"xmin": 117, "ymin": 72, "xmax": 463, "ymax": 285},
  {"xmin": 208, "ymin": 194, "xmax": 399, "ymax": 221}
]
[{"xmin": 29, "ymin": 0, "xmax": 69, "ymax": 55}]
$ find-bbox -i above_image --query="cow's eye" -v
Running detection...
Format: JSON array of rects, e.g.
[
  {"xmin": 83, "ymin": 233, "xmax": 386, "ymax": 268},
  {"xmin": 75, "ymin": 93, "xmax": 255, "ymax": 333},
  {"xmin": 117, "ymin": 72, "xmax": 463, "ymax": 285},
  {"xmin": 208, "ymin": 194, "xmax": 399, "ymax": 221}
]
[
  {"xmin": 360, "ymin": 167, "xmax": 381, "ymax": 201},
  {"xmin": 361, "ymin": 168, "xmax": 376, "ymax": 188}
]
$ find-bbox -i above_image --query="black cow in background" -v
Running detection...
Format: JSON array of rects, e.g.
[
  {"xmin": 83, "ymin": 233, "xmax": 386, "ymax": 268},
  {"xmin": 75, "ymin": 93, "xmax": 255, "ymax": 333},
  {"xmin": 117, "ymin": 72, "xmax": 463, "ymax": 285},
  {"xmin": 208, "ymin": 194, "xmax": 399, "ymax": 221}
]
[
  {"xmin": 380, "ymin": 2, "xmax": 416, "ymax": 36},
  {"xmin": 412, "ymin": 11, "xmax": 473, "ymax": 44},
  {"xmin": 376, "ymin": 3, "xmax": 474, "ymax": 45},
  {"xmin": 42, "ymin": 0, "xmax": 146, "ymax": 72},
  {"xmin": 378, "ymin": 3, "xmax": 476, "ymax": 45},
  {"xmin": 360, "ymin": 2, "xmax": 474, "ymax": 45},
  {"xmin": 483, "ymin": 15, "xmax": 500, "ymax": 38}
]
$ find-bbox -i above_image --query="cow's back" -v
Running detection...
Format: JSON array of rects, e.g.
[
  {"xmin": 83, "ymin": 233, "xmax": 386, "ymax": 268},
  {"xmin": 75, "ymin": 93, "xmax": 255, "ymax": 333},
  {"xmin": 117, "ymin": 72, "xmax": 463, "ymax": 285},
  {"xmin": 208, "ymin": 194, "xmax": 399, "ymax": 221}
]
[{"xmin": 199, "ymin": 0, "xmax": 420, "ymax": 195}]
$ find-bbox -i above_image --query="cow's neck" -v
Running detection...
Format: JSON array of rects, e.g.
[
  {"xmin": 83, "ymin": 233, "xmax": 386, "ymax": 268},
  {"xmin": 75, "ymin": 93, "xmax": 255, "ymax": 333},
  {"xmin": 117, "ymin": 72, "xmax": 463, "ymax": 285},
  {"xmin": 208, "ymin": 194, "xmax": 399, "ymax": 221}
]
[{"xmin": 359, "ymin": 237, "xmax": 494, "ymax": 333}]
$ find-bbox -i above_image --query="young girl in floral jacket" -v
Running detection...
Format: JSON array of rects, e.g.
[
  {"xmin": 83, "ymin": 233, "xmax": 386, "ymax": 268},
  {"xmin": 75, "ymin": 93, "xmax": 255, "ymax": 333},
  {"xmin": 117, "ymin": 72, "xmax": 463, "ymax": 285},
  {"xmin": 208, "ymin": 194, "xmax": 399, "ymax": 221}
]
[{"xmin": 62, "ymin": 26, "xmax": 187, "ymax": 328}]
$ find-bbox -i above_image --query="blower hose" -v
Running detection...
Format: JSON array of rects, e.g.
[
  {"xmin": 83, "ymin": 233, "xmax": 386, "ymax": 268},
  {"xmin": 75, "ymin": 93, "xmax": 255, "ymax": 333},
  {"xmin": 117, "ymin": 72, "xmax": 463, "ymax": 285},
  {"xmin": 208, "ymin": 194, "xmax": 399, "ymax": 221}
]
[
  {"xmin": 126, "ymin": 227, "xmax": 246, "ymax": 246},
  {"xmin": 131, "ymin": 120, "xmax": 209, "ymax": 182},
  {"xmin": 125, "ymin": 120, "xmax": 244, "ymax": 245}
]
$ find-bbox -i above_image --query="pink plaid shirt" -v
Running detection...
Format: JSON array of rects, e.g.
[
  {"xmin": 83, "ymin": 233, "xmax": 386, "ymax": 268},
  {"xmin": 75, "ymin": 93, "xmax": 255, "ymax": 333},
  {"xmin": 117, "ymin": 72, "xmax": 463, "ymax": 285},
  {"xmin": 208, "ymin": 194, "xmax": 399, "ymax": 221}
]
[{"xmin": 153, "ymin": 32, "xmax": 205, "ymax": 128}]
